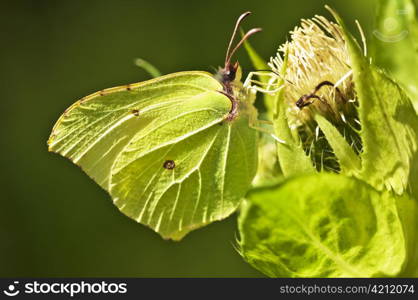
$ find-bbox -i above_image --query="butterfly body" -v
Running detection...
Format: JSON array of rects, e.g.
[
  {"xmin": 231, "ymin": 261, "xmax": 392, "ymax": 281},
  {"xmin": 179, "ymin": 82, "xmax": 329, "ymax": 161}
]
[{"xmin": 48, "ymin": 13, "xmax": 261, "ymax": 240}]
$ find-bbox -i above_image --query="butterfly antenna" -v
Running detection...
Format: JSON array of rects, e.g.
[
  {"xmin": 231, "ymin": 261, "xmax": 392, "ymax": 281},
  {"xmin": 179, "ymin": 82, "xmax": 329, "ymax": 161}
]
[
  {"xmin": 226, "ymin": 28, "xmax": 262, "ymax": 65},
  {"xmin": 225, "ymin": 11, "xmax": 252, "ymax": 66}
]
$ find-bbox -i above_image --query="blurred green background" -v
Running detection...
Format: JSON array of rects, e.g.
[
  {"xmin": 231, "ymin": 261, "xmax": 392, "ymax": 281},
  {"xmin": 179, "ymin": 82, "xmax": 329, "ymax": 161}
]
[{"xmin": 1, "ymin": 0, "xmax": 407, "ymax": 277}]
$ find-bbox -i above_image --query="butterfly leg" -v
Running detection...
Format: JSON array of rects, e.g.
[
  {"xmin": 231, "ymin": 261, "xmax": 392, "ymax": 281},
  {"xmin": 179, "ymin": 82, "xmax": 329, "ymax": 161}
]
[
  {"xmin": 245, "ymin": 72, "xmax": 282, "ymax": 93},
  {"xmin": 244, "ymin": 71, "xmax": 283, "ymax": 94}
]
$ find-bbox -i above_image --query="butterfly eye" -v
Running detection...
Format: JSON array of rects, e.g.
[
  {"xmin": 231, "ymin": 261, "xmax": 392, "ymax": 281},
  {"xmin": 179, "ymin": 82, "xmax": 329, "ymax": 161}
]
[
  {"xmin": 163, "ymin": 160, "xmax": 175, "ymax": 170},
  {"xmin": 223, "ymin": 67, "xmax": 236, "ymax": 82}
]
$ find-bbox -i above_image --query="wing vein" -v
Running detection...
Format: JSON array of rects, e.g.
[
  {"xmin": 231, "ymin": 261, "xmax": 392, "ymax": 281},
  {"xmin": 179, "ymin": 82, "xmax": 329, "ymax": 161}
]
[{"xmin": 147, "ymin": 127, "xmax": 221, "ymax": 224}]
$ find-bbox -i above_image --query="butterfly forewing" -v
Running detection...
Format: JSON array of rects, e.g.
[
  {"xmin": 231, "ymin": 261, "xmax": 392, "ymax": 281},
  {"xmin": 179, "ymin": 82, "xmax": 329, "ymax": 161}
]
[{"xmin": 49, "ymin": 72, "xmax": 224, "ymax": 188}]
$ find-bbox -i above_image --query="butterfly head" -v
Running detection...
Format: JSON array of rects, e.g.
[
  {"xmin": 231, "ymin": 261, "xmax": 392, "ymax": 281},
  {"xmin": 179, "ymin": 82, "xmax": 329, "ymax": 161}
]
[
  {"xmin": 216, "ymin": 61, "xmax": 241, "ymax": 85},
  {"xmin": 217, "ymin": 11, "xmax": 261, "ymax": 88}
]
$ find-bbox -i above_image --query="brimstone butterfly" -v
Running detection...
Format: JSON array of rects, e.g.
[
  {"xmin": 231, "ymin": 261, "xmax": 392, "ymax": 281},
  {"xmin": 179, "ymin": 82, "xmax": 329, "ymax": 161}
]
[{"xmin": 48, "ymin": 12, "xmax": 269, "ymax": 240}]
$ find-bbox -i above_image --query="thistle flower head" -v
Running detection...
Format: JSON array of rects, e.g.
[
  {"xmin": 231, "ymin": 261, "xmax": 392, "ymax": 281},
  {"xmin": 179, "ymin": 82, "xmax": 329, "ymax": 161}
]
[{"xmin": 269, "ymin": 16, "xmax": 362, "ymax": 171}]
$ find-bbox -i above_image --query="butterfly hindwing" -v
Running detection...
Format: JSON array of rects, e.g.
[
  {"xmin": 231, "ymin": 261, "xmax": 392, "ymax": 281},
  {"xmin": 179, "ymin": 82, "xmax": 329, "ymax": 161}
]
[{"xmin": 49, "ymin": 71, "xmax": 258, "ymax": 240}]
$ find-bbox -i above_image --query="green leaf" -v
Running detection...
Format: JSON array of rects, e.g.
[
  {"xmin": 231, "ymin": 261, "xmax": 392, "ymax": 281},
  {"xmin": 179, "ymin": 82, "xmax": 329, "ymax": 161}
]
[
  {"xmin": 242, "ymin": 39, "xmax": 313, "ymax": 177},
  {"xmin": 315, "ymin": 115, "xmax": 361, "ymax": 176},
  {"xmin": 371, "ymin": 0, "xmax": 418, "ymax": 113},
  {"xmin": 395, "ymin": 194, "xmax": 418, "ymax": 277},
  {"xmin": 252, "ymin": 134, "xmax": 283, "ymax": 187},
  {"xmin": 274, "ymin": 96, "xmax": 315, "ymax": 176},
  {"xmin": 243, "ymin": 36, "xmax": 269, "ymax": 71},
  {"xmin": 273, "ymin": 53, "xmax": 315, "ymax": 176},
  {"xmin": 238, "ymin": 172, "xmax": 406, "ymax": 277},
  {"xmin": 328, "ymin": 6, "xmax": 418, "ymax": 195},
  {"xmin": 242, "ymin": 38, "xmax": 286, "ymax": 184},
  {"xmin": 49, "ymin": 71, "xmax": 258, "ymax": 240}
]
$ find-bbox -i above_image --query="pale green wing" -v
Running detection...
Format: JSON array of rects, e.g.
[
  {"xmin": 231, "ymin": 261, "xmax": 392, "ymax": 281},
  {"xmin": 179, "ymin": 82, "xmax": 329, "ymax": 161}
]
[
  {"xmin": 48, "ymin": 71, "xmax": 258, "ymax": 240},
  {"xmin": 49, "ymin": 72, "xmax": 225, "ymax": 188}
]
